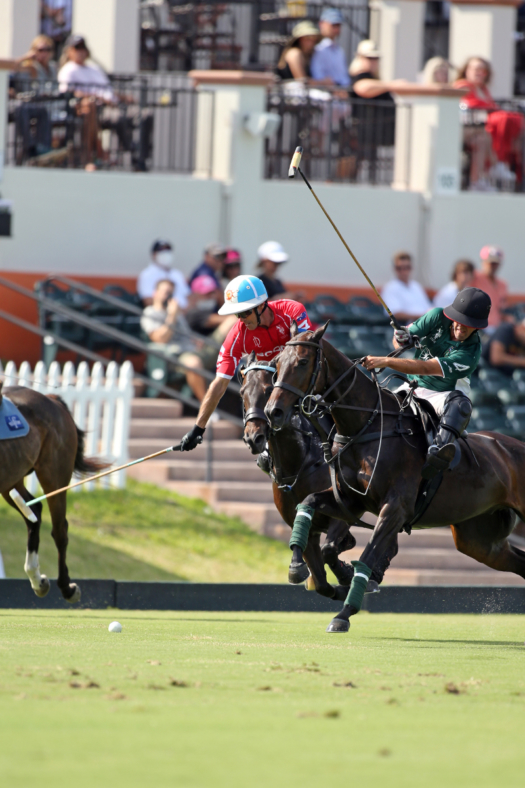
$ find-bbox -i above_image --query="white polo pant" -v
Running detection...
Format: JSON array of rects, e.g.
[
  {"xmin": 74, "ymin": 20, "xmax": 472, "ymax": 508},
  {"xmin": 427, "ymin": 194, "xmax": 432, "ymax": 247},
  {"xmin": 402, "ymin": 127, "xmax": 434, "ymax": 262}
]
[{"xmin": 396, "ymin": 384, "xmax": 456, "ymax": 418}]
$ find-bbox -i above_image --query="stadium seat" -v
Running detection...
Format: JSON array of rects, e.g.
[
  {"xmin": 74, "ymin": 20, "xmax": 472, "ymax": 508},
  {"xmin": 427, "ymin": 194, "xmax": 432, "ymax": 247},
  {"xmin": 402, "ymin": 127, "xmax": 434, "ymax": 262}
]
[
  {"xmin": 470, "ymin": 405, "xmax": 509, "ymax": 434},
  {"xmin": 346, "ymin": 296, "xmax": 389, "ymax": 326},
  {"xmin": 470, "ymin": 388, "xmax": 500, "ymax": 408},
  {"xmin": 478, "ymin": 367, "xmax": 515, "ymax": 395},
  {"xmin": 506, "ymin": 406, "xmax": 525, "ymax": 439}
]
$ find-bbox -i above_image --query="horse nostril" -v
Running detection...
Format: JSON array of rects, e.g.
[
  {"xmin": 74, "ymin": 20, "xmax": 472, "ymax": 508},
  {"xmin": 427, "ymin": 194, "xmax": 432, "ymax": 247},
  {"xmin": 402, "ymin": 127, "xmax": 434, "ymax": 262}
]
[
  {"xmin": 269, "ymin": 407, "xmax": 284, "ymax": 427},
  {"xmin": 254, "ymin": 434, "xmax": 266, "ymax": 451}
]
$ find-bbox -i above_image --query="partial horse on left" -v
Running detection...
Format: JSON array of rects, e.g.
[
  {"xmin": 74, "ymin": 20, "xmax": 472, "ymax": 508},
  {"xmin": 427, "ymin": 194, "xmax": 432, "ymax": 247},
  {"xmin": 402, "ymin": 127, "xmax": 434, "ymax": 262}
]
[{"xmin": 0, "ymin": 382, "xmax": 107, "ymax": 603}]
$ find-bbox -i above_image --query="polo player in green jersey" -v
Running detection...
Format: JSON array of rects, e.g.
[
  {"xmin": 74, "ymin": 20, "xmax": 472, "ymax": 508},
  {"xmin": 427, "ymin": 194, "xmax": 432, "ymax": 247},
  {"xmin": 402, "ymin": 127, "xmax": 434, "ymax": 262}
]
[{"xmin": 361, "ymin": 287, "xmax": 492, "ymax": 479}]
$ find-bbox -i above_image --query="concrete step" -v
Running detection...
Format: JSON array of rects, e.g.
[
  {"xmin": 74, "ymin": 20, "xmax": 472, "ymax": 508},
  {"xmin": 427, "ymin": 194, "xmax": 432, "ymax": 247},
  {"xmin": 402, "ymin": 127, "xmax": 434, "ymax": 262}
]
[
  {"xmin": 163, "ymin": 480, "xmax": 275, "ymax": 505},
  {"xmin": 128, "ymin": 459, "xmax": 263, "ymax": 484},
  {"xmin": 381, "ymin": 569, "xmax": 525, "ymax": 586},
  {"xmin": 129, "ymin": 418, "xmax": 241, "ymax": 441},
  {"xmin": 131, "ymin": 398, "xmax": 183, "ymax": 419},
  {"xmin": 127, "ymin": 438, "xmax": 250, "ymax": 462}
]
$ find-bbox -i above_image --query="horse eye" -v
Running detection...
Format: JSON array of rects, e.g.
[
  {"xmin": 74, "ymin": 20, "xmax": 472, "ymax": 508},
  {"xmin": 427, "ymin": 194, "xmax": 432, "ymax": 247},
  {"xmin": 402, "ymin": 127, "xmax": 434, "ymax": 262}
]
[{"xmin": 298, "ymin": 358, "xmax": 309, "ymax": 366}]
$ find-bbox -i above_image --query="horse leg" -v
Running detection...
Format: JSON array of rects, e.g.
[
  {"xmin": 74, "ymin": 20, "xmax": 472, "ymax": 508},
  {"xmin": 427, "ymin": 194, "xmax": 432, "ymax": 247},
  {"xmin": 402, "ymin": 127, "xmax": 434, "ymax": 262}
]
[
  {"xmin": 327, "ymin": 498, "xmax": 407, "ymax": 633},
  {"xmin": 44, "ymin": 491, "xmax": 80, "ymax": 603},
  {"xmin": 2, "ymin": 484, "xmax": 48, "ymax": 597},
  {"xmin": 303, "ymin": 533, "xmax": 347, "ymax": 601},
  {"xmin": 322, "ymin": 520, "xmax": 357, "ymax": 586},
  {"xmin": 452, "ymin": 509, "xmax": 525, "ymax": 579}
]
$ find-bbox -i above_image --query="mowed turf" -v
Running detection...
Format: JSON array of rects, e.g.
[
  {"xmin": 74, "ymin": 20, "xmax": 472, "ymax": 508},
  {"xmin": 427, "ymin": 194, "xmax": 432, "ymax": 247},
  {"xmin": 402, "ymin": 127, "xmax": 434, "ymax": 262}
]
[
  {"xmin": 0, "ymin": 480, "xmax": 291, "ymax": 583},
  {"xmin": 1, "ymin": 611, "xmax": 525, "ymax": 788}
]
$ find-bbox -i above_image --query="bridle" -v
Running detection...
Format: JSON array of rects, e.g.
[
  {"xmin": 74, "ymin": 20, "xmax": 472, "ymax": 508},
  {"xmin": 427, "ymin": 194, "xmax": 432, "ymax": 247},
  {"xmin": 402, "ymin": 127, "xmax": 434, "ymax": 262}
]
[{"xmin": 241, "ymin": 363, "xmax": 276, "ymax": 426}]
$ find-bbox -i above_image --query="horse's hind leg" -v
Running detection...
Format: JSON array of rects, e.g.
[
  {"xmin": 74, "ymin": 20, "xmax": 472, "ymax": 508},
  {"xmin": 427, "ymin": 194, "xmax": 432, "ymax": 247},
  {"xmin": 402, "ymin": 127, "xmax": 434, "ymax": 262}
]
[
  {"xmin": 452, "ymin": 509, "xmax": 525, "ymax": 580},
  {"xmin": 303, "ymin": 533, "xmax": 346, "ymax": 600},
  {"xmin": 44, "ymin": 490, "xmax": 80, "ymax": 603},
  {"xmin": 2, "ymin": 484, "xmax": 49, "ymax": 597},
  {"xmin": 322, "ymin": 520, "xmax": 356, "ymax": 586}
]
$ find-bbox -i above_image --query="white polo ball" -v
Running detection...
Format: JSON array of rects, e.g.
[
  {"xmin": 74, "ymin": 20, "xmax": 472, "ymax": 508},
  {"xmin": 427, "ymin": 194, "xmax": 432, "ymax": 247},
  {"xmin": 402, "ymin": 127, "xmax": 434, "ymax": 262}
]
[{"xmin": 108, "ymin": 621, "xmax": 122, "ymax": 633}]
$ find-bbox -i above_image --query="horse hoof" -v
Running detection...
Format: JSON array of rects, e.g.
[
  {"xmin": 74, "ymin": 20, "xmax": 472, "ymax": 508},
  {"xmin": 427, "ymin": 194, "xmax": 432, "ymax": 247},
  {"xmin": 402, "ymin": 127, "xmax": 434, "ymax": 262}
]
[
  {"xmin": 365, "ymin": 579, "xmax": 380, "ymax": 594},
  {"xmin": 326, "ymin": 617, "xmax": 350, "ymax": 633},
  {"xmin": 304, "ymin": 575, "xmax": 316, "ymax": 591},
  {"xmin": 65, "ymin": 584, "xmax": 81, "ymax": 604},
  {"xmin": 34, "ymin": 575, "xmax": 50, "ymax": 598},
  {"xmin": 288, "ymin": 561, "xmax": 310, "ymax": 585}
]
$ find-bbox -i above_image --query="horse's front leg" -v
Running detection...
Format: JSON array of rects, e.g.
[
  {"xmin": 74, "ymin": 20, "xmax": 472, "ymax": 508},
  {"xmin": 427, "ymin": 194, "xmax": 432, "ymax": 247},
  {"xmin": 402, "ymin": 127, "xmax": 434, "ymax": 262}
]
[
  {"xmin": 302, "ymin": 533, "xmax": 343, "ymax": 600},
  {"xmin": 2, "ymin": 485, "xmax": 49, "ymax": 598},
  {"xmin": 326, "ymin": 498, "xmax": 407, "ymax": 633}
]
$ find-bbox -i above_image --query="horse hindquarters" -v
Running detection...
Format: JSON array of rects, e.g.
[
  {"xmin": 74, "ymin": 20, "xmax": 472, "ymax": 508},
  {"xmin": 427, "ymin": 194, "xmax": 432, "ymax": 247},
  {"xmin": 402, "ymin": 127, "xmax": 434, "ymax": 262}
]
[{"xmin": 452, "ymin": 509, "xmax": 525, "ymax": 580}]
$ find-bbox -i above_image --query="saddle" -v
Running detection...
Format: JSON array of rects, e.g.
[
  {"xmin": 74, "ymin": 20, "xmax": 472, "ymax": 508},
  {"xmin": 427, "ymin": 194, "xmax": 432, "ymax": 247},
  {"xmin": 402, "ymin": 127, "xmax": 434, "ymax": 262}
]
[{"xmin": 0, "ymin": 394, "xmax": 30, "ymax": 440}]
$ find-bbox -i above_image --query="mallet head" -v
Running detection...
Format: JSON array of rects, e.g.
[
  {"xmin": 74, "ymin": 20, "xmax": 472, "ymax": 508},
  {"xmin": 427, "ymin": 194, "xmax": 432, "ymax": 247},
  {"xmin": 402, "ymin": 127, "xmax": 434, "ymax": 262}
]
[{"xmin": 288, "ymin": 146, "xmax": 303, "ymax": 179}]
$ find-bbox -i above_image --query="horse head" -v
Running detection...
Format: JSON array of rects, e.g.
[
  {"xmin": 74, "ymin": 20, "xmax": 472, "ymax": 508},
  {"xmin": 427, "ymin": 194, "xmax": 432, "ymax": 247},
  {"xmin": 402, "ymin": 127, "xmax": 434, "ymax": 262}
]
[
  {"xmin": 239, "ymin": 351, "xmax": 275, "ymax": 455},
  {"xmin": 265, "ymin": 321, "xmax": 329, "ymax": 431}
]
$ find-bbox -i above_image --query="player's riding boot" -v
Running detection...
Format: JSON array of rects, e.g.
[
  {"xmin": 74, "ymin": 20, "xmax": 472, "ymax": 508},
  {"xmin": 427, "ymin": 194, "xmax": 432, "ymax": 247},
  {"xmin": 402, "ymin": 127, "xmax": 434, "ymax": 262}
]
[
  {"xmin": 421, "ymin": 392, "xmax": 472, "ymax": 480},
  {"xmin": 257, "ymin": 449, "xmax": 272, "ymax": 475}
]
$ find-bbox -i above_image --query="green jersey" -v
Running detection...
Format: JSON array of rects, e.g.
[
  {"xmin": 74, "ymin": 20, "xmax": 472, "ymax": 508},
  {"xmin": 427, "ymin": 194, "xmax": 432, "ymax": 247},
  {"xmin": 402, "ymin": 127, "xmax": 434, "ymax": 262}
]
[{"xmin": 407, "ymin": 308, "xmax": 481, "ymax": 394}]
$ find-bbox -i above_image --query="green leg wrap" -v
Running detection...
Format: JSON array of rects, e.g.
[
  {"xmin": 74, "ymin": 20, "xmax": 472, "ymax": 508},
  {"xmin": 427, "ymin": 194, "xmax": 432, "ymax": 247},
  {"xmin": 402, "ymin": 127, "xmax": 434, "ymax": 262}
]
[
  {"xmin": 289, "ymin": 504, "xmax": 315, "ymax": 552},
  {"xmin": 344, "ymin": 561, "xmax": 372, "ymax": 612}
]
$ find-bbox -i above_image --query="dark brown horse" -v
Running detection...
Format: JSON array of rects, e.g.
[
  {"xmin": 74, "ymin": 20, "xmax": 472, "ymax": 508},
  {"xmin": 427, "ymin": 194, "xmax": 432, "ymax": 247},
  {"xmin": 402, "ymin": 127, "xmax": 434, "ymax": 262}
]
[
  {"xmin": 0, "ymin": 382, "xmax": 105, "ymax": 602},
  {"xmin": 240, "ymin": 352, "xmax": 396, "ymax": 600},
  {"xmin": 266, "ymin": 323, "xmax": 525, "ymax": 632}
]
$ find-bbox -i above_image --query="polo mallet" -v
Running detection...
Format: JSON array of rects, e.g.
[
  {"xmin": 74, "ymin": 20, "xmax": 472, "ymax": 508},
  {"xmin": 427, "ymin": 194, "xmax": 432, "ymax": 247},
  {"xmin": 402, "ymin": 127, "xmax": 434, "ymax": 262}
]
[
  {"xmin": 288, "ymin": 146, "xmax": 402, "ymax": 331},
  {"xmin": 9, "ymin": 443, "xmax": 183, "ymax": 523}
]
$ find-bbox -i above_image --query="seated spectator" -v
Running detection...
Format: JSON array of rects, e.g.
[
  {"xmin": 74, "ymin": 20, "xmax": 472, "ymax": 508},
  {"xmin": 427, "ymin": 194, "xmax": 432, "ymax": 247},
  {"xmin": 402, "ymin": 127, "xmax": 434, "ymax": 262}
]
[
  {"xmin": 0, "ymin": 35, "xmax": 57, "ymax": 83},
  {"xmin": 381, "ymin": 251, "xmax": 432, "ymax": 324},
  {"xmin": 185, "ymin": 276, "xmax": 237, "ymax": 369},
  {"xmin": 311, "ymin": 8, "xmax": 350, "ymax": 87},
  {"xmin": 256, "ymin": 241, "xmax": 301, "ymax": 301},
  {"xmin": 137, "ymin": 240, "xmax": 190, "ymax": 309},
  {"xmin": 473, "ymin": 246, "xmax": 508, "ymax": 333},
  {"xmin": 58, "ymin": 34, "xmax": 116, "ymax": 168},
  {"xmin": 422, "ymin": 56, "xmax": 451, "ymax": 86},
  {"xmin": 222, "ymin": 249, "xmax": 242, "ymax": 286},
  {"xmin": 275, "ymin": 21, "xmax": 321, "ymax": 81},
  {"xmin": 433, "ymin": 259, "xmax": 475, "ymax": 308},
  {"xmin": 189, "ymin": 243, "xmax": 227, "ymax": 290},
  {"xmin": 454, "ymin": 57, "xmax": 524, "ymax": 190},
  {"xmin": 141, "ymin": 279, "xmax": 207, "ymax": 402},
  {"xmin": 483, "ymin": 319, "xmax": 525, "ymax": 377}
]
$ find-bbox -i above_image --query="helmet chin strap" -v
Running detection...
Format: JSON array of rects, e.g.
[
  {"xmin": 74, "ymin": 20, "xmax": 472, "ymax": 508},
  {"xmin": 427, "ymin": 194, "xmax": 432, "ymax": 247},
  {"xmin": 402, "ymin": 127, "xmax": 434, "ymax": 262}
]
[{"xmin": 255, "ymin": 300, "xmax": 269, "ymax": 328}]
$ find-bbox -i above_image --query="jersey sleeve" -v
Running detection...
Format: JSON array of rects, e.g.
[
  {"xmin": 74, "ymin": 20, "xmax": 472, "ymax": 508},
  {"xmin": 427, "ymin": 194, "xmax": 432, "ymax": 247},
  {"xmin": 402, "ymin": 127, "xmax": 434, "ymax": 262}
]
[
  {"xmin": 216, "ymin": 321, "xmax": 243, "ymax": 379},
  {"xmin": 436, "ymin": 344, "xmax": 481, "ymax": 383},
  {"xmin": 283, "ymin": 300, "xmax": 312, "ymax": 333},
  {"xmin": 408, "ymin": 307, "xmax": 443, "ymax": 338}
]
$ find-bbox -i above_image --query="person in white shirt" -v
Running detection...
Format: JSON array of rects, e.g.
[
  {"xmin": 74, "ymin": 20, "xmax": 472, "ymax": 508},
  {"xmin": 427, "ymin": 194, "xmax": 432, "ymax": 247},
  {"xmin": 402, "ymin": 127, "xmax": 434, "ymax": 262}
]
[
  {"xmin": 311, "ymin": 8, "xmax": 350, "ymax": 87},
  {"xmin": 137, "ymin": 240, "xmax": 190, "ymax": 309},
  {"xmin": 381, "ymin": 251, "xmax": 432, "ymax": 323},
  {"xmin": 433, "ymin": 259, "xmax": 475, "ymax": 309}
]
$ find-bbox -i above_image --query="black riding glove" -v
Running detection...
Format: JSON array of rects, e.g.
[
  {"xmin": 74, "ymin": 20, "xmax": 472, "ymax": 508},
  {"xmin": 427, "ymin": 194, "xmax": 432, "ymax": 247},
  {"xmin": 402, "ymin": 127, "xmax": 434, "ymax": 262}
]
[{"xmin": 180, "ymin": 424, "xmax": 205, "ymax": 451}]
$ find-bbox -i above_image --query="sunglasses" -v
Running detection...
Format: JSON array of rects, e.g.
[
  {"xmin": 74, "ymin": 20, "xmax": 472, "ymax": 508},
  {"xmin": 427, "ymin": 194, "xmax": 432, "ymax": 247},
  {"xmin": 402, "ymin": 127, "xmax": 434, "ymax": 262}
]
[
  {"xmin": 37, "ymin": 47, "xmax": 53, "ymax": 53},
  {"xmin": 235, "ymin": 307, "xmax": 255, "ymax": 319},
  {"xmin": 395, "ymin": 265, "xmax": 412, "ymax": 271}
]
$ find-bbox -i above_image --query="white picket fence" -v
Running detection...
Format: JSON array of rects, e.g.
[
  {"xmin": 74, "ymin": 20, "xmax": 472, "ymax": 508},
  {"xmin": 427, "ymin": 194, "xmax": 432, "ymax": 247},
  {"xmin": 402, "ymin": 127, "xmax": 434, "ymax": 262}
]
[{"xmin": 2, "ymin": 360, "xmax": 134, "ymax": 493}]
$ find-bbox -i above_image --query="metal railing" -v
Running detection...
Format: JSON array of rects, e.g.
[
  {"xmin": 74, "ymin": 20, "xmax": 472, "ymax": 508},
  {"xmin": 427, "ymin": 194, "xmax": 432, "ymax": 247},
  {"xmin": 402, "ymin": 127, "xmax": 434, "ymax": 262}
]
[
  {"xmin": 140, "ymin": 0, "xmax": 369, "ymax": 72},
  {"xmin": 6, "ymin": 74, "xmax": 212, "ymax": 173},
  {"xmin": 0, "ymin": 276, "xmax": 242, "ymax": 425},
  {"xmin": 265, "ymin": 85, "xmax": 396, "ymax": 184}
]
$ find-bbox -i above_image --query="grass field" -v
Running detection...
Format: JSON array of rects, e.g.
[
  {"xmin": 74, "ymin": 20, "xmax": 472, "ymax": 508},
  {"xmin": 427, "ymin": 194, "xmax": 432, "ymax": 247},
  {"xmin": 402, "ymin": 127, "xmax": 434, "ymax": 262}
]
[
  {"xmin": 0, "ymin": 480, "xmax": 291, "ymax": 583},
  {"xmin": 1, "ymin": 610, "xmax": 525, "ymax": 788}
]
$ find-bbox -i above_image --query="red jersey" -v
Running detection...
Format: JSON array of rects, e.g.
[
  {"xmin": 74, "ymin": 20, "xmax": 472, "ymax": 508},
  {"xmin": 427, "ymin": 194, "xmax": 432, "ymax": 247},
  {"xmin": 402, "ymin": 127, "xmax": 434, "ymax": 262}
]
[{"xmin": 216, "ymin": 299, "xmax": 312, "ymax": 379}]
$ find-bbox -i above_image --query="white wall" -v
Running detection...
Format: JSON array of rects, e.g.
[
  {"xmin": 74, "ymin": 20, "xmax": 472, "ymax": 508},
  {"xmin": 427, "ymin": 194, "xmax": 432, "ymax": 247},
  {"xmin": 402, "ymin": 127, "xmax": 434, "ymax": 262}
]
[
  {"xmin": 0, "ymin": 0, "xmax": 39, "ymax": 58},
  {"xmin": 0, "ymin": 168, "xmax": 223, "ymax": 278}
]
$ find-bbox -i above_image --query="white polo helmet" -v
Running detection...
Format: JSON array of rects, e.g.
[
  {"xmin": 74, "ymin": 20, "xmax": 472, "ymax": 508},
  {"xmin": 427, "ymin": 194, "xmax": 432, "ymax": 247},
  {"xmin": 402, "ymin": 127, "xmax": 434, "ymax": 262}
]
[{"xmin": 218, "ymin": 275, "xmax": 268, "ymax": 316}]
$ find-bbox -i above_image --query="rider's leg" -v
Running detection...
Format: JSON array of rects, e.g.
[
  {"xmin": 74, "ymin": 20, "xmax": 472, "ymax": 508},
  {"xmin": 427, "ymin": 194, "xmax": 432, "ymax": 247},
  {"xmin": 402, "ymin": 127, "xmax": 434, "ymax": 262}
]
[{"xmin": 421, "ymin": 391, "xmax": 472, "ymax": 480}]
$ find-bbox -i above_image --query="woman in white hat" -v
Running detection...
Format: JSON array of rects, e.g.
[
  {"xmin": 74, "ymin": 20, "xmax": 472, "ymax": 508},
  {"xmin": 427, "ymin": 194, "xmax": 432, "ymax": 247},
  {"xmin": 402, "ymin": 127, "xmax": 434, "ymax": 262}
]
[
  {"xmin": 349, "ymin": 39, "xmax": 407, "ymax": 100},
  {"xmin": 275, "ymin": 21, "xmax": 321, "ymax": 81}
]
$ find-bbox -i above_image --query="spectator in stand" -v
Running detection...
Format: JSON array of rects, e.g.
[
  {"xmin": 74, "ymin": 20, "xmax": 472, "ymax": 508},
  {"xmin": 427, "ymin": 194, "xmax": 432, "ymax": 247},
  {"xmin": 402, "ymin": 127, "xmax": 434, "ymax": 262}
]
[
  {"xmin": 256, "ymin": 241, "xmax": 301, "ymax": 301},
  {"xmin": 473, "ymin": 245, "xmax": 508, "ymax": 333},
  {"xmin": 58, "ymin": 34, "xmax": 116, "ymax": 168},
  {"xmin": 381, "ymin": 251, "xmax": 432, "ymax": 324},
  {"xmin": 0, "ymin": 35, "xmax": 57, "ymax": 82},
  {"xmin": 141, "ymin": 279, "xmax": 207, "ymax": 401},
  {"xmin": 222, "ymin": 249, "xmax": 242, "ymax": 286},
  {"xmin": 310, "ymin": 8, "xmax": 350, "ymax": 87},
  {"xmin": 433, "ymin": 259, "xmax": 475, "ymax": 309},
  {"xmin": 483, "ymin": 319, "xmax": 525, "ymax": 377},
  {"xmin": 275, "ymin": 21, "xmax": 321, "ymax": 81},
  {"xmin": 422, "ymin": 56, "xmax": 451, "ymax": 86},
  {"xmin": 137, "ymin": 240, "xmax": 190, "ymax": 308},
  {"xmin": 185, "ymin": 276, "xmax": 237, "ymax": 369},
  {"xmin": 454, "ymin": 57, "xmax": 524, "ymax": 190},
  {"xmin": 189, "ymin": 243, "xmax": 227, "ymax": 290}
]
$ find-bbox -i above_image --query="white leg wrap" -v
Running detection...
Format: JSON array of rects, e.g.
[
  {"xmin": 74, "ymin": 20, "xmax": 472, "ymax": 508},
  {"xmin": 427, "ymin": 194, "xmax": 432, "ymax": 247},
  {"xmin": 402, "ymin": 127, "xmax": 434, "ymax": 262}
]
[{"xmin": 24, "ymin": 551, "xmax": 42, "ymax": 590}]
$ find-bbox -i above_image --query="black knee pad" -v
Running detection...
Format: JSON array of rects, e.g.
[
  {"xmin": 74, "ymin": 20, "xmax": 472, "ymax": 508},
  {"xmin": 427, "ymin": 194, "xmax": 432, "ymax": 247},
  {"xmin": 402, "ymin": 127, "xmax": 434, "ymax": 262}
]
[{"xmin": 444, "ymin": 391, "xmax": 472, "ymax": 417}]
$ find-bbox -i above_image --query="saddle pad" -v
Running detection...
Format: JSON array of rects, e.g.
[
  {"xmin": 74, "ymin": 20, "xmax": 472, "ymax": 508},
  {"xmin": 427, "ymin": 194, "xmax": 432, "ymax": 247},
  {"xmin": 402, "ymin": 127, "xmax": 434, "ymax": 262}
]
[{"xmin": 0, "ymin": 396, "xmax": 30, "ymax": 439}]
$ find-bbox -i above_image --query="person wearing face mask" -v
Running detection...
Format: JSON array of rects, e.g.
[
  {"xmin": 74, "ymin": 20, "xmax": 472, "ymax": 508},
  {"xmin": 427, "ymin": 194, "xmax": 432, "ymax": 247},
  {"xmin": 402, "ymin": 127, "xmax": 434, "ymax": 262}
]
[{"xmin": 137, "ymin": 240, "xmax": 190, "ymax": 309}]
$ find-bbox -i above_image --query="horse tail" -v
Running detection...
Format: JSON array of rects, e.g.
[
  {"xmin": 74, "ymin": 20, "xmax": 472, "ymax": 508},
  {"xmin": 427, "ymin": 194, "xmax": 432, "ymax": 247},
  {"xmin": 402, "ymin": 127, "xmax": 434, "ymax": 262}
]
[{"xmin": 51, "ymin": 395, "xmax": 111, "ymax": 476}]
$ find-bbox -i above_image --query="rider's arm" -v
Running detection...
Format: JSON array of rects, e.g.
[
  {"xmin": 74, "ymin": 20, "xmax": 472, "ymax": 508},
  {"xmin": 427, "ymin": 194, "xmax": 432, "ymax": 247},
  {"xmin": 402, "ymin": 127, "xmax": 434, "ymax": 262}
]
[
  {"xmin": 363, "ymin": 356, "xmax": 443, "ymax": 376},
  {"xmin": 196, "ymin": 376, "xmax": 230, "ymax": 428}
]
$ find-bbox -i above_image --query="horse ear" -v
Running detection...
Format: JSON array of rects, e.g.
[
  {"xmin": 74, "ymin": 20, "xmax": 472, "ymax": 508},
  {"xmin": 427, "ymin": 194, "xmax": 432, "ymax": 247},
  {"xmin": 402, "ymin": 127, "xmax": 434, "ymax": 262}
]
[
  {"xmin": 312, "ymin": 320, "xmax": 330, "ymax": 343},
  {"xmin": 290, "ymin": 320, "xmax": 299, "ymax": 338}
]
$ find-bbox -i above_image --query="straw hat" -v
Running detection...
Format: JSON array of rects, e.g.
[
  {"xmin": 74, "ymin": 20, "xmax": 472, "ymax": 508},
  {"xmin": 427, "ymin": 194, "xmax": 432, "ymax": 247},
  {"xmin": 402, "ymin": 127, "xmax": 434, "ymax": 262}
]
[
  {"xmin": 356, "ymin": 39, "xmax": 381, "ymax": 58},
  {"xmin": 290, "ymin": 21, "xmax": 321, "ymax": 43}
]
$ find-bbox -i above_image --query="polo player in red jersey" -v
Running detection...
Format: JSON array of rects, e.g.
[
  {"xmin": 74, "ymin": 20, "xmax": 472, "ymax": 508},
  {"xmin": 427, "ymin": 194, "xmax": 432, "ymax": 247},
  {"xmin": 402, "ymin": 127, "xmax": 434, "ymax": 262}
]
[{"xmin": 180, "ymin": 275, "xmax": 312, "ymax": 459}]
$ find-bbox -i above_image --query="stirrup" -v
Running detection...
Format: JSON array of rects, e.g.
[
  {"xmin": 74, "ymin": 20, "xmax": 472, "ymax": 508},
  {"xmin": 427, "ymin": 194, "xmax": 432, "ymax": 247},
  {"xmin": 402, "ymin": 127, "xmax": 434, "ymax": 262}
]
[{"xmin": 421, "ymin": 443, "xmax": 456, "ymax": 480}]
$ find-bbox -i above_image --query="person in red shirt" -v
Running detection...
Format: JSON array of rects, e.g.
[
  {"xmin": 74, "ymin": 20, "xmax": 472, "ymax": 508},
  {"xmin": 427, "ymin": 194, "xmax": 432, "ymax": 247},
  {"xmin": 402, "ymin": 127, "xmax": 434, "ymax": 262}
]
[
  {"xmin": 180, "ymin": 275, "xmax": 312, "ymax": 451},
  {"xmin": 473, "ymin": 245, "xmax": 508, "ymax": 333}
]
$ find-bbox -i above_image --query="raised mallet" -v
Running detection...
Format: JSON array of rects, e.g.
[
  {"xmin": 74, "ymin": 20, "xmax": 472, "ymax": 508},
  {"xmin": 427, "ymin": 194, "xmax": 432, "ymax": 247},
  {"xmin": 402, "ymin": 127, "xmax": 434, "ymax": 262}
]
[
  {"xmin": 288, "ymin": 146, "xmax": 402, "ymax": 330},
  {"xmin": 10, "ymin": 443, "xmax": 183, "ymax": 523}
]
